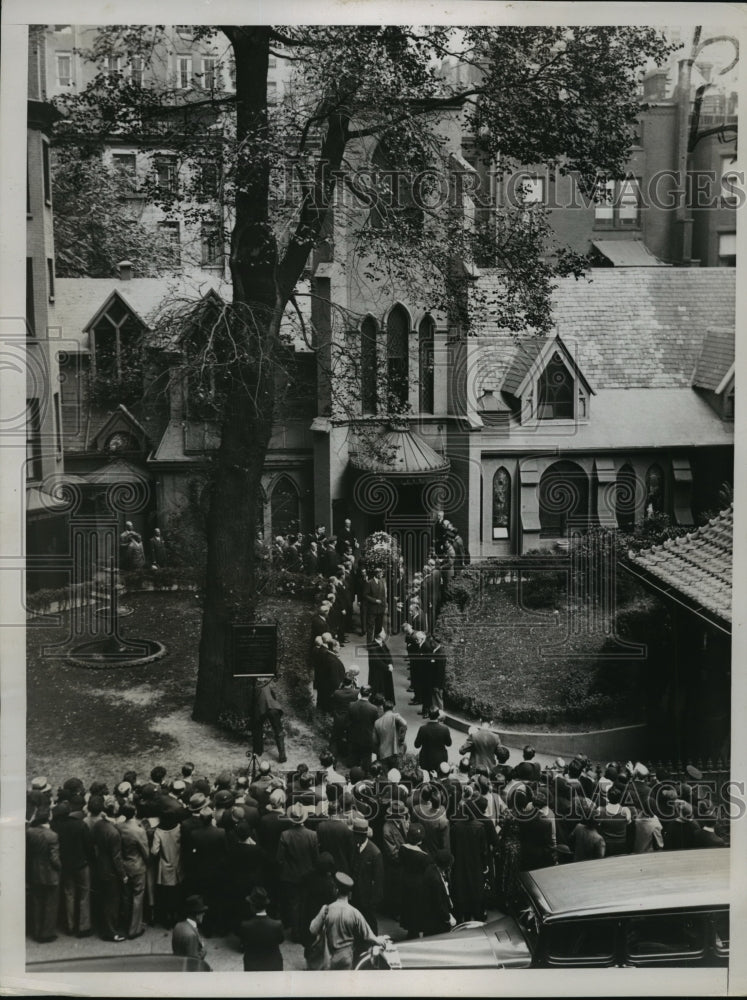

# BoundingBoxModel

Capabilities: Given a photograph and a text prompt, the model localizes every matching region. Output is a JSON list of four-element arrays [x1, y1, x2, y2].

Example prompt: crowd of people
[[26, 744, 727, 970]]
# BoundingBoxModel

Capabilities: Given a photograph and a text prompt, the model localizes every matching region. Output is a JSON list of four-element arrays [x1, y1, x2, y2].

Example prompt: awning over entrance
[[591, 239, 667, 267], [349, 424, 449, 482]]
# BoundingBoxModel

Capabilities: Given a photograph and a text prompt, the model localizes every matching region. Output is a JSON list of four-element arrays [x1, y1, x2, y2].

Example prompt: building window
[[645, 463, 664, 516], [271, 476, 300, 536], [517, 174, 545, 205], [200, 160, 220, 197], [90, 295, 144, 383], [104, 55, 122, 76], [361, 316, 378, 415], [47, 258, 55, 303], [492, 467, 511, 539], [386, 304, 409, 409], [720, 155, 738, 206], [26, 399, 43, 481], [200, 57, 217, 90], [724, 390, 734, 420], [53, 392, 62, 455], [112, 153, 138, 191], [539, 460, 589, 538], [201, 220, 222, 267], [267, 81, 278, 105], [130, 56, 143, 88], [268, 54, 277, 68], [158, 221, 181, 265], [718, 232, 736, 267], [418, 315, 435, 414], [616, 463, 638, 530], [594, 177, 640, 228], [42, 141, 51, 205], [26, 258, 35, 337], [154, 155, 177, 193], [177, 56, 192, 89], [56, 51, 72, 87], [537, 352, 574, 419]]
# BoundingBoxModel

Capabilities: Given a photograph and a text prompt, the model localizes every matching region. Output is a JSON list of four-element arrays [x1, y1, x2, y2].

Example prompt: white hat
[[632, 762, 649, 778], [386, 768, 402, 783]]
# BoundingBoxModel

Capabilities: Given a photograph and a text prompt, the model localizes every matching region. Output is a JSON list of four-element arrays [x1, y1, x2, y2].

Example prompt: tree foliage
[[50, 23, 676, 722]]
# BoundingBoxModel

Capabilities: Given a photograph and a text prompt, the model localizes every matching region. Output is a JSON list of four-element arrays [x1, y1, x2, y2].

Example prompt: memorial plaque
[[230, 623, 278, 678]]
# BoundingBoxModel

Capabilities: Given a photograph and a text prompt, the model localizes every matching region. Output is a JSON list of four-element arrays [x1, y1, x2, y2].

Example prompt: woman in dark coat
[[300, 852, 337, 949], [449, 798, 492, 924], [397, 824, 433, 938]]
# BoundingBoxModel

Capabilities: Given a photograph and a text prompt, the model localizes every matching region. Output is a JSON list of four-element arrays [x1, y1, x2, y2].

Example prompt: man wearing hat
[[240, 886, 285, 971], [50, 798, 93, 938], [252, 677, 287, 764], [250, 759, 275, 810], [172, 895, 210, 966], [186, 806, 229, 936], [26, 807, 61, 943], [350, 817, 384, 933], [277, 802, 320, 942], [308, 871, 383, 970], [119, 802, 149, 939], [414, 708, 452, 773]]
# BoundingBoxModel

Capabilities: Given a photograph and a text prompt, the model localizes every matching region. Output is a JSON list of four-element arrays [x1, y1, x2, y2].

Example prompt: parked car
[[26, 954, 210, 973], [374, 850, 729, 970]]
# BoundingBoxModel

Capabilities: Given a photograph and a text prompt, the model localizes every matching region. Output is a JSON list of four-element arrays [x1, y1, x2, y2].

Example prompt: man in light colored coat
[[372, 700, 407, 770]]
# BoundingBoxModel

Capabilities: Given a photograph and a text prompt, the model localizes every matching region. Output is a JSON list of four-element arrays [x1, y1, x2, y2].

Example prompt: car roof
[[520, 850, 730, 922], [26, 954, 210, 973]]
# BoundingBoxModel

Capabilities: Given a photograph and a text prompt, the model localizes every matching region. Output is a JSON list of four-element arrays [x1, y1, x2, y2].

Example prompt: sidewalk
[[336, 619, 557, 771]]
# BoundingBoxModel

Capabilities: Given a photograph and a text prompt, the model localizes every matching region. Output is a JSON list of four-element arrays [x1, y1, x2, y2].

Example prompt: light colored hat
[[598, 777, 613, 794], [288, 802, 306, 824], [386, 768, 402, 783], [31, 777, 52, 793], [632, 762, 649, 778]]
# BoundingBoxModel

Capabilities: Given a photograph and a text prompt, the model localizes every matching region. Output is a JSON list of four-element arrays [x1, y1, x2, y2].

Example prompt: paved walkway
[[336, 614, 557, 771]]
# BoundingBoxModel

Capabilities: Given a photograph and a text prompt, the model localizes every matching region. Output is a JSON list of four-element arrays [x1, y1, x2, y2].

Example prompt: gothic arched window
[[386, 304, 409, 409], [645, 464, 665, 516], [271, 476, 300, 536], [418, 315, 435, 414], [492, 467, 510, 539], [537, 352, 574, 419], [361, 316, 377, 416]]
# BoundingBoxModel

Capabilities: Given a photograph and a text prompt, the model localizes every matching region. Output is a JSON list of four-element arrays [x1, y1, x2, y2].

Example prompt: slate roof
[[472, 268, 735, 392], [628, 506, 733, 630], [692, 328, 735, 392], [501, 336, 546, 395]]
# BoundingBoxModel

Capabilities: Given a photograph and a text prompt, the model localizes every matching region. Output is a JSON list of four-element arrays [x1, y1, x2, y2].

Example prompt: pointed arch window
[[387, 304, 409, 409], [271, 476, 300, 537], [645, 464, 664, 516], [492, 467, 511, 539], [537, 352, 574, 419], [418, 315, 435, 414], [616, 463, 638, 530], [361, 316, 378, 415], [89, 295, 144, 404]]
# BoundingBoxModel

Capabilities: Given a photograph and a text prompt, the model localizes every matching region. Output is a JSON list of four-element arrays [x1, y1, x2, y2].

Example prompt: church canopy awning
[[349, 424, 450, 481]]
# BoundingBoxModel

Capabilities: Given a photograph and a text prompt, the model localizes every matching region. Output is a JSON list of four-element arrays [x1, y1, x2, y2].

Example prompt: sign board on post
[[231, 623, 278, 678]]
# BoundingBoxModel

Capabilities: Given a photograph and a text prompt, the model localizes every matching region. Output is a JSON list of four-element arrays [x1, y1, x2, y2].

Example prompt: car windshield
[[511, 883, 541, 954]]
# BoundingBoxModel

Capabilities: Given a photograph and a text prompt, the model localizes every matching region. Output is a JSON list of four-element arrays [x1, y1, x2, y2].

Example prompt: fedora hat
[[188, 792, 207, 813], [288, 802, 306, 824], [184, 895, 208, 916], [352, 817, 371, 836]]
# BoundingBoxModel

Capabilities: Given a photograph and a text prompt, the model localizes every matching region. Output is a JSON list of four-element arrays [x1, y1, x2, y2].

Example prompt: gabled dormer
[[84, 289, 150, 375], [692, 328, 735, 422], [90, 403, 150, 456], [501, 334, 594, 425]]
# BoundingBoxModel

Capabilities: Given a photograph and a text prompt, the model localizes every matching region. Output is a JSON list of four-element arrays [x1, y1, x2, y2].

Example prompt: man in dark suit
[[309, 603, 330, 655], [186, 806, 228, 935], [316, 788, 356, 877], [91, 801, 127, 942], [315, 635, 346, 713], [414, 709, 452, 772], [240, 886, 285, 971], [336, 518, 358, 557], [510, 745, 542, 782], [350, 818, 384, 933], [252, 677, 287, 763], [26, 808, 61, 943], [172, 894, 209, 966], [346, 686, 380, 770], [303, 541, 320, 575], [329, 672, 360, 758], [51, 800, 93, 938], [367, 629, 395, 702], [364, 566, 387, 642]]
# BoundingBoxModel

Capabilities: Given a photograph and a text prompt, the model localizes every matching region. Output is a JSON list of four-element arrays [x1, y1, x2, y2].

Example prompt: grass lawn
[[440, 578, 657, 729], [26, 591, 327, 791]]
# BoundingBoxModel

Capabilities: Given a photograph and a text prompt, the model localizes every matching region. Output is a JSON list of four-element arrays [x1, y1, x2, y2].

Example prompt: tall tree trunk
[[193, 27, 279, 723]]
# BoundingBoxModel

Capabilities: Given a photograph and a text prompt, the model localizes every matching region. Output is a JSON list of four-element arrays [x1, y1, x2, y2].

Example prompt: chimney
[[642, 68, 669, 102], [117, 260, 133, 281]]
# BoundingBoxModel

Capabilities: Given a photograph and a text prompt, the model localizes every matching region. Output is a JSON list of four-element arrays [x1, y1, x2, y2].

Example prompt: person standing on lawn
[[252, 677, 287, 764]]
